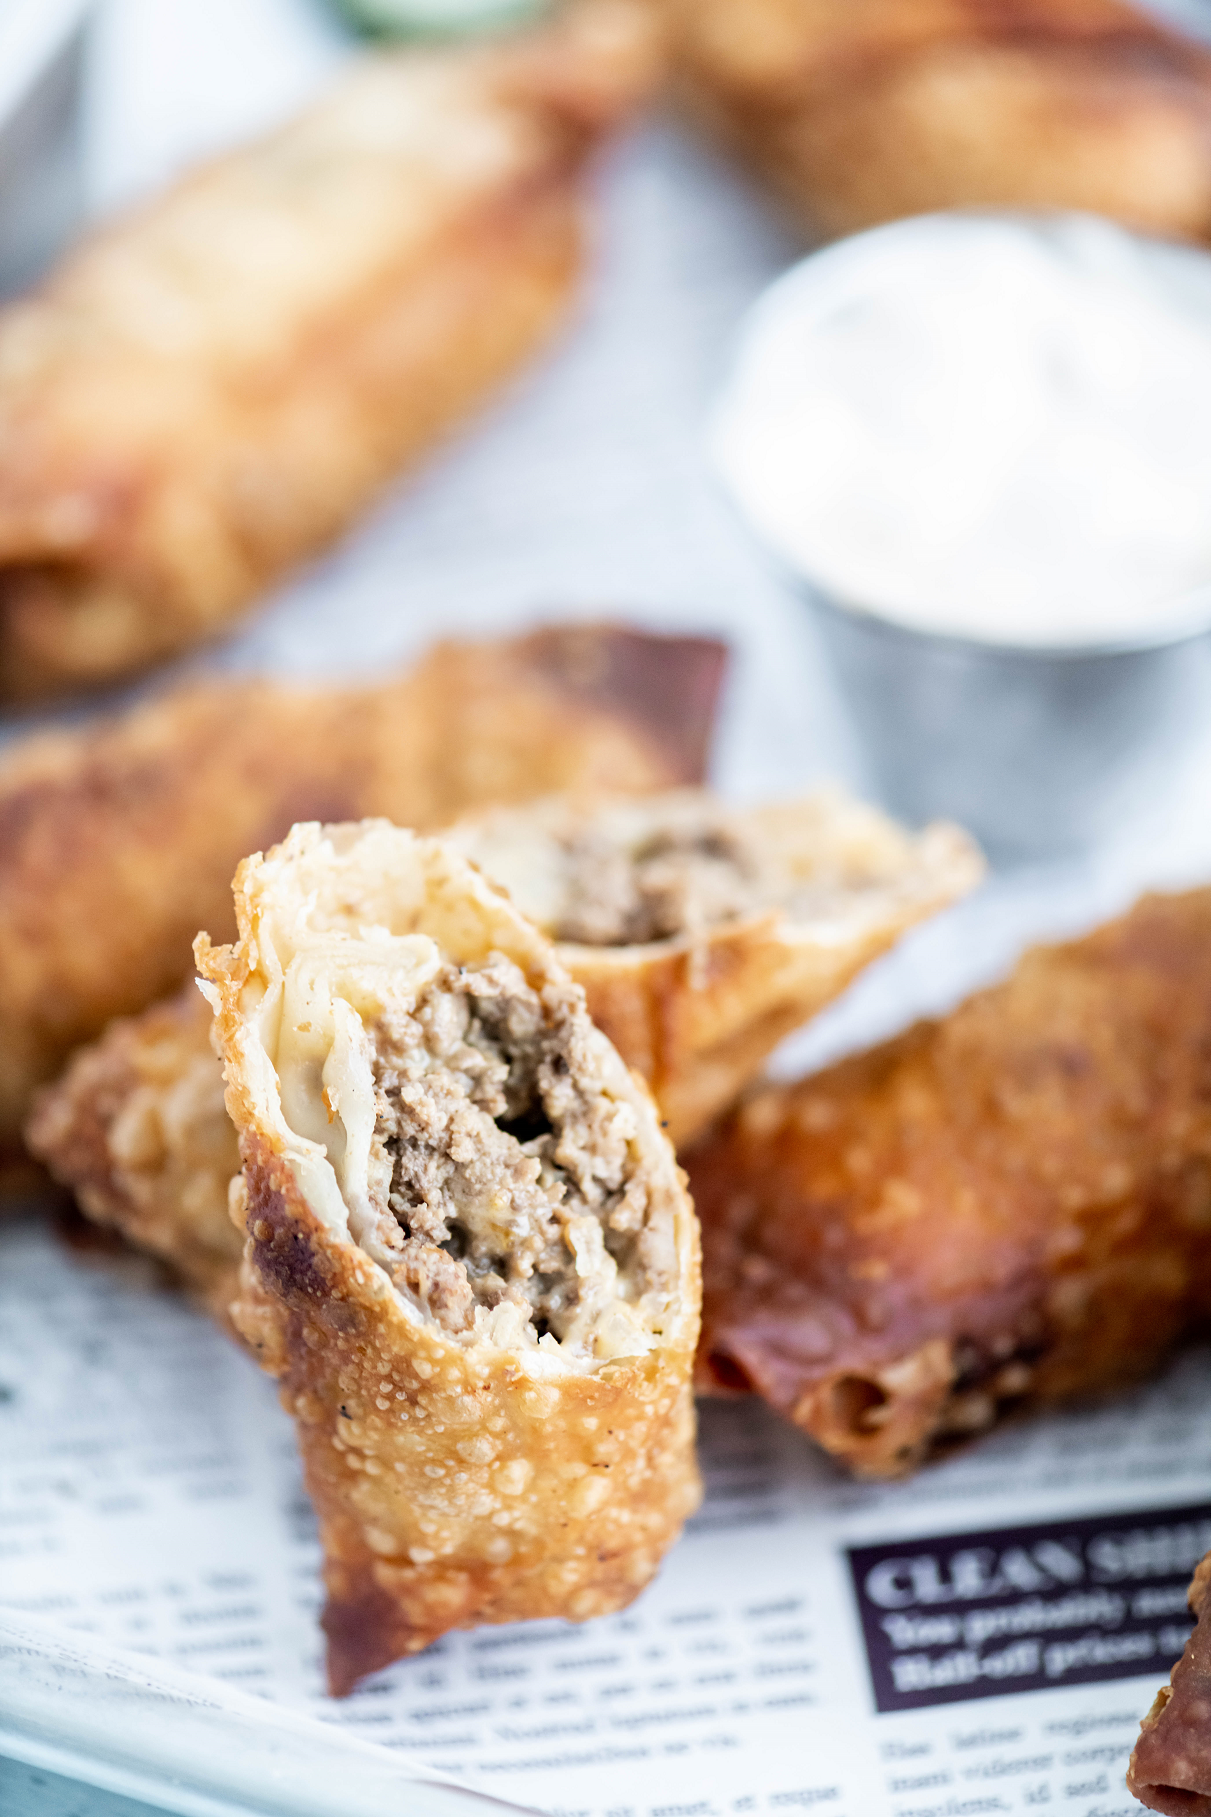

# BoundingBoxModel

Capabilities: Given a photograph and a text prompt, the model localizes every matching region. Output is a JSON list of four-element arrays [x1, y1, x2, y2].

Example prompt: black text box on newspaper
[[847, 1502, 1211, 1714]]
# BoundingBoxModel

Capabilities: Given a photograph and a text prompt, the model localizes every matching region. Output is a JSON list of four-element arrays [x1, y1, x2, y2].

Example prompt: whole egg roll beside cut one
[[690, 889, 1211, 1477], [660, 0, 1211, 245], [0, 0, 659, 699], [1129, 1549, 1211, 1814], [27, 782, 980, 1299], [194, 820, 701, 1693], [1, 621, 724, 1173]]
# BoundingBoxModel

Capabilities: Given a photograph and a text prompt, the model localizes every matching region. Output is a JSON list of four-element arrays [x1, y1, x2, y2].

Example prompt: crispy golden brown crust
[[661, 0, 1211, 244], [0, 623, 725, 1161], [197, 822, 701, 1691], [238, 1137, 700, 1693], [1129, 1551, 1211, 1814], [0, 3, 661, 698], [690, 889, 1211, 1477], [25, 986, 242, 1322]]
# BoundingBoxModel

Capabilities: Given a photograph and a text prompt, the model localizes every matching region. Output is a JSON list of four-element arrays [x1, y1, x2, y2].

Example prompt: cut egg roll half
[[195, 820, 701, 1692], [449, 786, 984, 1144]]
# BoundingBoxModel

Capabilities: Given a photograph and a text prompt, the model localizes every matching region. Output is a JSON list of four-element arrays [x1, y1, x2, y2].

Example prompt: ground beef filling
[[554, 819, 764, 947], [365, 954, 656, 1343]]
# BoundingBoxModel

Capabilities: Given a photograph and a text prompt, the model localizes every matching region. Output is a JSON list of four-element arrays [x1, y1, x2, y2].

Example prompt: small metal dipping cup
[[804, 589, 1209, 864], [711, 211, 1211, 864]]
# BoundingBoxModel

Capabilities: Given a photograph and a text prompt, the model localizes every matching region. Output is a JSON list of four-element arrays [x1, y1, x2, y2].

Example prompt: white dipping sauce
[[711, 213, 1211, 648]]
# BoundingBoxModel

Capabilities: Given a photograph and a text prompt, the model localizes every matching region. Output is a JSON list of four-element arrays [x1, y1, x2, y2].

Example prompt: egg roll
[[0, 621, 725, 1172], [26, 989, 243, 1320], [659, 0, 1211, 245], [27, 782, 979, 1298], [690, 888, 1211, 1477], [0, 1, 660, 698], [194, 819, 700, 1692], [448, 786, 982, 1144], [1129, 1549, 1211, 1814]]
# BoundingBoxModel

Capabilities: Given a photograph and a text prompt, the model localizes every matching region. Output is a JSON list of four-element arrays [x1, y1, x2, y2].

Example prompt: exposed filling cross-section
[[554, 818, 762, 946], [362, 954, 671, 1354]]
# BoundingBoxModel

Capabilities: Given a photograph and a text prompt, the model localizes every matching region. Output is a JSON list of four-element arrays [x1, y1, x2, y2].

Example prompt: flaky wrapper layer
[[197, 822, 701, 1692], [691, 889, 1211, 1477]]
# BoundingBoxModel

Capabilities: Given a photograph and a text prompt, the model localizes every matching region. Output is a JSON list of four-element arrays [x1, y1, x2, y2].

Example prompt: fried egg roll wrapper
[[0, 2, 661, 698], [1129, 1549, 1211, 1814], [690, 889, 1211, 1477], [658, 0, 1211, 245], [194, 821, 701, 1692], [26, 989, 243, 1320], [1, 622, 725, 1167], [448, 788, 982, 1145], [27, 784, 979, 1296]]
